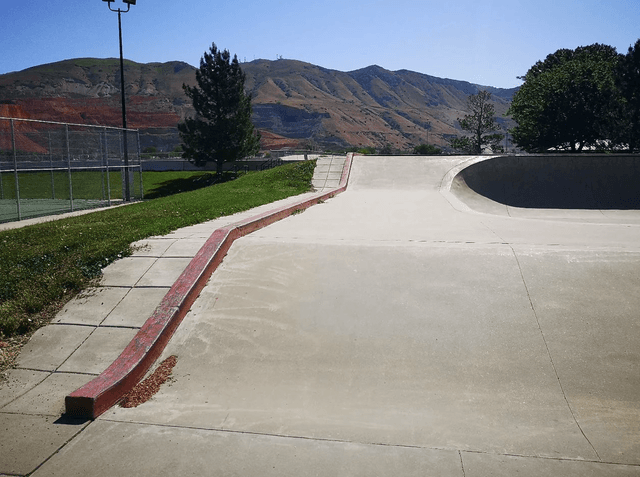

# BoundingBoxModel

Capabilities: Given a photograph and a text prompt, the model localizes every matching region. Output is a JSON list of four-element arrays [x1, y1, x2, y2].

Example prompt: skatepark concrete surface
[[2, 154, 640, 476]]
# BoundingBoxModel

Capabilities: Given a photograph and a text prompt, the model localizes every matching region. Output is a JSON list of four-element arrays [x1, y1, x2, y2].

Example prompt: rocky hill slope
[[0, 58, 517, 151]]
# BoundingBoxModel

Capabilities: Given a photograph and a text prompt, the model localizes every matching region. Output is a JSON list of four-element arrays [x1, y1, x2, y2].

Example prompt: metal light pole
[[103, 0, 136, 201]]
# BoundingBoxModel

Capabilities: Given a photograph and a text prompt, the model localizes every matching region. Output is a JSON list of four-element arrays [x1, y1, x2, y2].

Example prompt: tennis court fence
[[0, 117, 142, 223]]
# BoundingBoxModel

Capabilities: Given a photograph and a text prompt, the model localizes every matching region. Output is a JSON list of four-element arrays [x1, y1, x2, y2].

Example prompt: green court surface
[[0, 169, 140, 223], [0, 198, 116, 223]]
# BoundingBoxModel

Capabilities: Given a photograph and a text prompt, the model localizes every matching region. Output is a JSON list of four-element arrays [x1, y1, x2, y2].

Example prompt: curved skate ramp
[[452, 154, 640, 214]]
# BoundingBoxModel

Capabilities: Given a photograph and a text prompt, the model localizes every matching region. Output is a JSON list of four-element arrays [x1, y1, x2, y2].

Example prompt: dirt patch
[[119, 355, 177, 408]]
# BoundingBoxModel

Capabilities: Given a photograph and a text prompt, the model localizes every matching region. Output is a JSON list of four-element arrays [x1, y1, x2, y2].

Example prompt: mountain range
[[0, 58, 518, 151]]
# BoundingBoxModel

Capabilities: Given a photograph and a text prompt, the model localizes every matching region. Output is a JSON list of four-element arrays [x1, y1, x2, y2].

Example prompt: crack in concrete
[[480, 220, 602, 462], [508, 245, 602, 462]]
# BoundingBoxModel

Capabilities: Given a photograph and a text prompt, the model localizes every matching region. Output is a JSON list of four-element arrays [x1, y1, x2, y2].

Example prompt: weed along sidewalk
[[3, 154, 640, 476]]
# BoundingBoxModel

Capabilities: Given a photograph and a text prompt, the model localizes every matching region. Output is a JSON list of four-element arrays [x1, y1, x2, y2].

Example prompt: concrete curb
[[65, 154, 354, 419]]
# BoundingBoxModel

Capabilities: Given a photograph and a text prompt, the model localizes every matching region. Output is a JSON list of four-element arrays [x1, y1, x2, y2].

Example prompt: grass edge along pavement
[[0, 161, 317, 375], [65, 153, 352, 419]]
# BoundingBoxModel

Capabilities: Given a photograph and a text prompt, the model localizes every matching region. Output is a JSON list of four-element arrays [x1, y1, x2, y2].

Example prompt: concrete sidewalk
[[0, 155, 345, 475], [3, 155, 640, 476]]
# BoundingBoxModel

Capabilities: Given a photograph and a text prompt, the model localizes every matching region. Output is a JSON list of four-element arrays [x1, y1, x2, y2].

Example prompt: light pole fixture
[[103, 0, 136, 201]]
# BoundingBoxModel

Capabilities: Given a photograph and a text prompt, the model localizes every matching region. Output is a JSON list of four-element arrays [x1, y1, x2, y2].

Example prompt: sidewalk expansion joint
[[0, 372, 51, 410], [100, 418, 638, 467], [95, 325, 141, 330], [51, 370, 100, 376], [459, 449, 639, 467], [14, 368, 98, 377], [100, 418, 431, 451], [130, 285, 171, 289], [459, 450, 466, 477], [25, 417, 93, 477], [13, 367, 52, 373], [54, 326, 99, 374], [49, 322, 96, 328], [1, 409, 65, 418]]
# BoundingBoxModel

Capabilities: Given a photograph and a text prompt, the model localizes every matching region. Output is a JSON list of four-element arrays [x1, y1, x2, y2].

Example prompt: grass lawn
[[0, 161, 316, 343]]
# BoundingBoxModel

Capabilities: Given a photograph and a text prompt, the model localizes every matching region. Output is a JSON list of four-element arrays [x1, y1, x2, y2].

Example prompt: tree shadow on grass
[[145, 171, 238, 199]]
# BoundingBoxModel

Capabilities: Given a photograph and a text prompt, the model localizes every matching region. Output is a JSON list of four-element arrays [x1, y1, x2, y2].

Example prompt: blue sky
[[1, 0, 639, 89]]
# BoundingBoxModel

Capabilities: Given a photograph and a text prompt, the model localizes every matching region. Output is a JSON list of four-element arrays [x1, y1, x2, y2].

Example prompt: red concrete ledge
[[65, 154, 354, 419]]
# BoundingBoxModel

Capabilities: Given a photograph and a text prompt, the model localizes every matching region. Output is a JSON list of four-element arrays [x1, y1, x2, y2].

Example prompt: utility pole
[[103, 0, 137, 201]]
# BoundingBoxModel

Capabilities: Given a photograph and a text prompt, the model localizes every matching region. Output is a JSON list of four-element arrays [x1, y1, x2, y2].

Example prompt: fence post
[[0, 141, 3, 199], [137, 130, 144, 199], [49, 131, 55, 199], [120, 130, 126, 201], [99, 129, 106, 203], [0, 119, 3, 200], [104, 128, 112, 206], [66, 124, 74, 212], [10, 119, 22, 220]]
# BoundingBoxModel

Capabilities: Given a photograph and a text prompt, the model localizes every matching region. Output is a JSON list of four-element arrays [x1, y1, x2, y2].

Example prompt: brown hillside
[[0, 58, 517, 152], [0, 104, 49, 153]]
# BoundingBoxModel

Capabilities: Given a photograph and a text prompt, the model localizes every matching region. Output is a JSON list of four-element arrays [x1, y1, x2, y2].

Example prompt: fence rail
[[0, 117, 142, 223]]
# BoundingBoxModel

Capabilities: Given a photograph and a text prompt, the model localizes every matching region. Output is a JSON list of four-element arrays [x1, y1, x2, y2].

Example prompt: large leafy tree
[[179, 43, 260, 175], [615, 39, 640, 152], [508, 44, 622, 152], [450, 90, 504, 154]]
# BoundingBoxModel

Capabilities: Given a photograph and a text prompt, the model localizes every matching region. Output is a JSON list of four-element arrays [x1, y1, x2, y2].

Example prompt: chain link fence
[[0, 117, 142, 223]]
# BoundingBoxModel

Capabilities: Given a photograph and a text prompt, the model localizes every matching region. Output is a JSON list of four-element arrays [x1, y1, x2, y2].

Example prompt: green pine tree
[[179, 43, 260, 175], [451, 90, 504, 154]]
